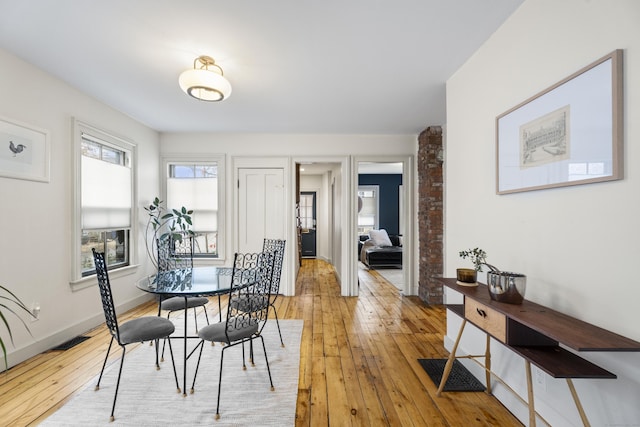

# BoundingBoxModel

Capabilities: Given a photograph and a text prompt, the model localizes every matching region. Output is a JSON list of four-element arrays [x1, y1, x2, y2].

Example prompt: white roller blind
[[81, 156, 132, 229], [358, 188, 377, 228], [167, 177, 218, 231]]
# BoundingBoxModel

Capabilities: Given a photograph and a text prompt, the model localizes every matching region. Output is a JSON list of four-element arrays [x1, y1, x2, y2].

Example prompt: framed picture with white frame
[[0, 115, 50, 183]]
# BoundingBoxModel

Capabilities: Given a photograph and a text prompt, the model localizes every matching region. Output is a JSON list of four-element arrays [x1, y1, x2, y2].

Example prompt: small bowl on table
[[456, 268, 478, 286]]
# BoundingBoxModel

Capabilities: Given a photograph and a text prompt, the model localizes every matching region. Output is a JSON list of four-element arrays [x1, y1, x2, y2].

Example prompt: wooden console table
[[438, 278, 640, 427]]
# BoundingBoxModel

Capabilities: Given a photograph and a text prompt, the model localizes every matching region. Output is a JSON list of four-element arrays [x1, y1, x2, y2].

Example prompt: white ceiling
[[0, 0, 523, 134]]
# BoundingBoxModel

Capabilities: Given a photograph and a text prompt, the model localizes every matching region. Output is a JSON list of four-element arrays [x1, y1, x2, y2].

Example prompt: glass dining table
[[137, 266, 233, 396]]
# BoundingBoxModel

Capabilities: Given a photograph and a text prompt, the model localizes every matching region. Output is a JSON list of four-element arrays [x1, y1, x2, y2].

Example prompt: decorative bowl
[[487, 271, 526, 304], [456, 268, 477, 286]]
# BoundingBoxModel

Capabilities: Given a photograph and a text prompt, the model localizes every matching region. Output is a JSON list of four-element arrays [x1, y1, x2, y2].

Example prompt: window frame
[[70, 119, 138, 289], [161, 154, 226, 264]]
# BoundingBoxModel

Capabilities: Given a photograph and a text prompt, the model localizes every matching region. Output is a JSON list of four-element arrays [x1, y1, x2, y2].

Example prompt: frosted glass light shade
[[179, 69, 232, 101]]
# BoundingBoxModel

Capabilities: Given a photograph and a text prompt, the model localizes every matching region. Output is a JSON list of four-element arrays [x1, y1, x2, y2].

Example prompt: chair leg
[[160, 311, 173, 362], [193, 307, 199, 332], [192, 305, 210, 332], [215, 345, 227, 419], [212, 298, 222, 346], [259, 302, 285, 348], [109, 345, 127, 422], [96, 337, 115, 391], [271, 304, 285, 347], [189, 340, 206, 394], [165, 334, 181, 394], [258, 335, 275, 391], [154, 338, 161, 370], [153, 298, 163, 346], [203, 305, 210, 325], [241, 340, 247, 370]]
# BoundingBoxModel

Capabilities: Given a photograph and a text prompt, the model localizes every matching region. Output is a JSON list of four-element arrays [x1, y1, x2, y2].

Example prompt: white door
[[237, 168, 285, 253]]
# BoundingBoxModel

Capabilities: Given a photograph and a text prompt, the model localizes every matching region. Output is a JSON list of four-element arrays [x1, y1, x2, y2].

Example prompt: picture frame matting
[[0, 115, 50, 183], [496, 49, 623, 194]]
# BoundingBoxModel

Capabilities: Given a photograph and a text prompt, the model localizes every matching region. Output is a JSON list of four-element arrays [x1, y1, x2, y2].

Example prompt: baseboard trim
[[1, 293, 153, 370]]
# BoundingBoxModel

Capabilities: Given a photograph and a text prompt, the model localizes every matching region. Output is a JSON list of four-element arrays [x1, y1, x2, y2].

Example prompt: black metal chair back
[[92, 248, 121, 344], [157, 233, 194, 272], [260, 239, 286, 346], [225, 251, 275, 341], [262, 238, 285, 295]]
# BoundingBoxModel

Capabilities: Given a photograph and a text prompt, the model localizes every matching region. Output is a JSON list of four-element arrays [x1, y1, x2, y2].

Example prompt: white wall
[[0, 49, 161, 369], [445, 0, 640, 425]]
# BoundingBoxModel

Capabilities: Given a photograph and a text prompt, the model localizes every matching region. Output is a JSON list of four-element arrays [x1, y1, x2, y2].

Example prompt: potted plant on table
[[457, 247, 498, 286], [457, 248, 527, 303], [144, 197, 195, 270], [1, 285, 34, 371]]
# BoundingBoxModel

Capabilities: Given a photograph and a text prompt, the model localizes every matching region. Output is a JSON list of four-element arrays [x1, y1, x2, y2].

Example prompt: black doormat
[[418, 358, 486, 392], [51, 335, 90, 351]]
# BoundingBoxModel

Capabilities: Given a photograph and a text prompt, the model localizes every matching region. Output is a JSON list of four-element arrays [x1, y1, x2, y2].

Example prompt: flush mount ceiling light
[[179, 55, 232, 102]]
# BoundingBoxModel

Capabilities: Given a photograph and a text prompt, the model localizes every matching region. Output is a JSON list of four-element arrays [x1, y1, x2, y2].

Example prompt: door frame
[[292, 156, 351, 295], [351, 155, 415, 296]]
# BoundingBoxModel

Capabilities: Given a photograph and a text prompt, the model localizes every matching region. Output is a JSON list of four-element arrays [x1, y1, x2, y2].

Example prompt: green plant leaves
[[144, 197, 195, 270], [0, 285, 34, 371]]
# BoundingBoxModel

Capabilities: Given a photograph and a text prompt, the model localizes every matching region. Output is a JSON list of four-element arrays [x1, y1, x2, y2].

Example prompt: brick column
[[417, 126, 444, 304]]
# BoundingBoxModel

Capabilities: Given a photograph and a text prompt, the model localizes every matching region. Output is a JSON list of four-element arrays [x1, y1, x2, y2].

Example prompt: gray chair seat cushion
[[160, 296, 208, 312], [118, 316, 175, 345], [198, 319, 258, 344]]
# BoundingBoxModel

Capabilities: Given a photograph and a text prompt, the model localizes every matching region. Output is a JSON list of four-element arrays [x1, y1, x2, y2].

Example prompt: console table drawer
[[465, 298, 506, 343]]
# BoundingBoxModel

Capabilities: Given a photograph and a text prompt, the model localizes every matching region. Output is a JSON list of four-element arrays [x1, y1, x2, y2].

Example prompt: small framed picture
[[0, 116, 50, 183]]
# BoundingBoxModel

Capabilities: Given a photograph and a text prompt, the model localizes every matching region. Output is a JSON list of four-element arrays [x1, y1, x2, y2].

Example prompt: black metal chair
[[190, 251, 276, 420], [261, 238, 286, 346], [156, 234, 210, 357], [92, 249, 179, 422]]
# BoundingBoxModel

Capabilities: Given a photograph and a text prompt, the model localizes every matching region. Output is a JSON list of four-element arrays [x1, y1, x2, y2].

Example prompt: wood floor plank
[[1, 259, 522, 427], [331, 299, 369, 426], [309, 356, 329, 427]]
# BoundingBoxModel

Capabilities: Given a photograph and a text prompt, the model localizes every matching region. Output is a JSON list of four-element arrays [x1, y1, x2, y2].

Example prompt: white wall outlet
[[31, 302, 41, 321], [534, 366, 546, 391]]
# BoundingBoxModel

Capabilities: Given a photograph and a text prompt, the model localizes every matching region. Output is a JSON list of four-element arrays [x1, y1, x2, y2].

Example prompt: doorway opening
[[355, 159, 412, 295], [295, 160, 342, 269], [300, 191, 317, 258]]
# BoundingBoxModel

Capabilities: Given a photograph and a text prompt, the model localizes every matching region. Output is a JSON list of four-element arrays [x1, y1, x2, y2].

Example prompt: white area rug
[[41, 318, 303, 426], [376, 268, 403, 290]]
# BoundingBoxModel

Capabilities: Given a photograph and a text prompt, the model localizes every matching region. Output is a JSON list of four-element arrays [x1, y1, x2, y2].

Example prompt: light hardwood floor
[[0, 259, 522, 426]]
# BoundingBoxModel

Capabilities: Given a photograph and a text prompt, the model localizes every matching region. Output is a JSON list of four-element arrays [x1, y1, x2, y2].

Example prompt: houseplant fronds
[[0, 285, 34, 372], [459, 248, 499, 272], [144, 197, 194, 270]]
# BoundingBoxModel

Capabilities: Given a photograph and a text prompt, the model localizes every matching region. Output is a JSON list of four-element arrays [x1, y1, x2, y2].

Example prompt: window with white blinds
[[165, 160, 224, 258], [81, 134, 132, 229], [75, 123, 135, 278]]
